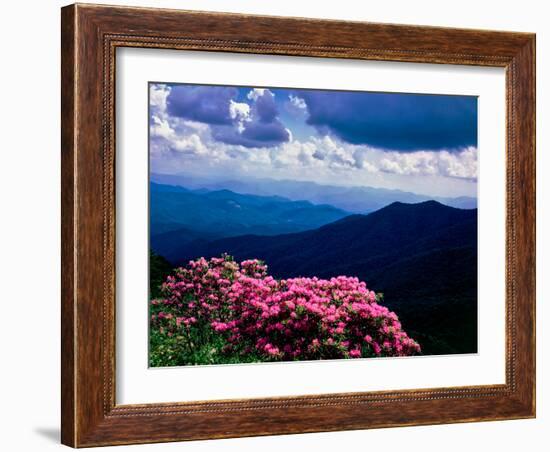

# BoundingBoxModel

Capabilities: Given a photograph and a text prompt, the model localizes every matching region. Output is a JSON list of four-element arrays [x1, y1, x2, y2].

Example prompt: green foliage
[[149, 325, 264, 367], [149, 255, 420, 366]]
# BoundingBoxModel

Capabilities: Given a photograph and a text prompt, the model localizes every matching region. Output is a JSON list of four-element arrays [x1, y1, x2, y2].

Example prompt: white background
[[0, 0, 546, 451], [117, 49, 506, 404]]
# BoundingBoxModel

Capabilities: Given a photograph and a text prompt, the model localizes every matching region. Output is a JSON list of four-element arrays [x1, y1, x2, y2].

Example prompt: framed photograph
[[61, 3, 536, 447]]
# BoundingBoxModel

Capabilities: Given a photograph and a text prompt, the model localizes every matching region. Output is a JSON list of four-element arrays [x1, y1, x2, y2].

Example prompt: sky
[[149, 83, 478, 198]]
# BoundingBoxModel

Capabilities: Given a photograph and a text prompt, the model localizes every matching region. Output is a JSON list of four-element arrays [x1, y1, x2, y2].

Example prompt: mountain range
[[150, 184, 478, 355], [173, 201, 477, 321], [174, 200, 477, 289], [151, 172, 477, 213], [150, 182, 351, 262]]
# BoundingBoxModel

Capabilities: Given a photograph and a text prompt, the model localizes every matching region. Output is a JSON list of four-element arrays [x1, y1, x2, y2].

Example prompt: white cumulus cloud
[[149, 83, 477, 197], [289, 94, 307, 110]]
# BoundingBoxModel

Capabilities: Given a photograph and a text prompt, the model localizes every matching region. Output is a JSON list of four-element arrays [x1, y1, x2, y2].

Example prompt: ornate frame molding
[[62, 4, 535, 447]]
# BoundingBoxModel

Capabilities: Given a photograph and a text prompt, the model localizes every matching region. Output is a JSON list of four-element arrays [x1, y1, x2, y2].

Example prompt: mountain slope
[[151, 172, 477, 212], [174, 201, 478, 355], [177, 200, 476, 283], [150, 182, 349, 237], [150, 182, 352, 253]]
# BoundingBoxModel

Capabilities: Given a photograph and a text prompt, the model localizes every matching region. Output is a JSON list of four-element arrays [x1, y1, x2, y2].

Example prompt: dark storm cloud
[[211, 121, 290, 148], [216, 89, 290, 148], [299, 90, 477, 152], [165, 85, 289, 148], [254, 90, 278, 123], [166, 85, 237, 125]]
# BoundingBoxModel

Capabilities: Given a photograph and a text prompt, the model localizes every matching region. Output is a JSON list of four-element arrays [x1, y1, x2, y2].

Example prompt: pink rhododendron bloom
[[150, 255, 420, 362]]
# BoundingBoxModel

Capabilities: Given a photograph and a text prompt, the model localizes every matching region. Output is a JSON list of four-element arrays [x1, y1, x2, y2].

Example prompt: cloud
[[166, 85, 237, 125], [267, 136, 477, 179], [150, 115, 209, 156], [289, 94, 307, 110], [149, 83, 478, 197], [298, 90, 477, 152], [210, 88, 289, 148], [211, 121, 290, 148], [163, 85, 289, 148], [152, 97, 477, 179], [254, 89, 278, 123], [284, 94, 308, 118], [229, 100, 250, 121], [229, 100, 250, 133], [149, 84, 212, 159], [150, 83, 170, 112], [247, 88, 268, 101], [370, 147, 477, 179]]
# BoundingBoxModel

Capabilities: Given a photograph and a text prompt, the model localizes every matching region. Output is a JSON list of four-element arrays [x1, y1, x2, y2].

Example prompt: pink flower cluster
[[150, 255, 420, 361]]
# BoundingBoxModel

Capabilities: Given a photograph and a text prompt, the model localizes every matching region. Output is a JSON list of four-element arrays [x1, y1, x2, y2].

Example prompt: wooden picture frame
[[61, 3, 535, 447]]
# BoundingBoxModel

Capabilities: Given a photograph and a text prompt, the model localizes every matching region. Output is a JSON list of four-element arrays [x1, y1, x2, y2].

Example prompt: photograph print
[[148, 82, 478, 367]]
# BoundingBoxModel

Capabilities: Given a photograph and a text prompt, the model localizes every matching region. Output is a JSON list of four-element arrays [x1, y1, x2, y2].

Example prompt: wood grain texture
[[60, 5, 76, 447], [60, 3, 536, 447]]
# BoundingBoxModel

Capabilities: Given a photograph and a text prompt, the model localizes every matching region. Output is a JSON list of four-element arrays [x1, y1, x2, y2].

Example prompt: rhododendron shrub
[[150, 255, 420, 366]]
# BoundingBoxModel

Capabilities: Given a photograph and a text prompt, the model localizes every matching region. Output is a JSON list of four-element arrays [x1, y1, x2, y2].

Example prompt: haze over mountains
[[151, 173, 477, 213], [150, 182, 351, 262], [149, 181, 478, 355]]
